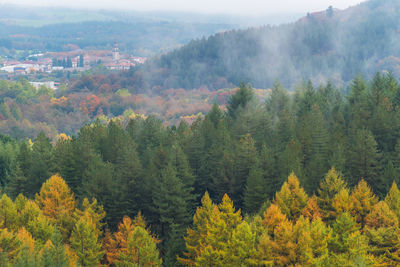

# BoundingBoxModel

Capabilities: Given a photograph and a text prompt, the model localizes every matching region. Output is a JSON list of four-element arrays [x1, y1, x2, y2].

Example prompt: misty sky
[[4, 0, 365, 15]]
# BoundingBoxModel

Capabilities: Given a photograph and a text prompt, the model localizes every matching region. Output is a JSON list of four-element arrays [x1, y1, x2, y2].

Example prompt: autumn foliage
[[0, 175, 161, 266]]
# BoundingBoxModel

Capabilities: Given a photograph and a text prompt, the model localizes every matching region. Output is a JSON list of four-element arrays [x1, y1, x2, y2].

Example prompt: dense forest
[[1, 72, 400, 265], [126, 0, 400, 90]]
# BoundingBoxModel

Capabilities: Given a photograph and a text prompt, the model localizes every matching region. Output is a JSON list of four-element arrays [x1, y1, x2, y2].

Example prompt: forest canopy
[[0, 72, 400, 265]]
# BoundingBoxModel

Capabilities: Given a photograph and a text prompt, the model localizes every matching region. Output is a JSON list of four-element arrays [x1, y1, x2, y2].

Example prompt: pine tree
[[317, 167, 347, 222], [351, 179, 378, 228], [70, 215, 104, 267], [5, 164, 28, 199], [385, 182, 400, 222], [382, 161, 397, 196], [274, 172, 308, 220], [169, 142, 196, 213], [302, 196, 322, 220], [178, 192, 216, 266], [81, 153, 115, 227], [118, 226, 162, 267], [224, 221, 257, 266], [27, 132, 54, 197], [278, 139, 303, 180], [364, 201, 400, 266], [233, 133, 258, 208], [0, 194, 18, 231], [332, 188, 353, 217], [259, 144, 278, 199], [74, 198, 106, 237], [0, 228, 22, 261], [244, 165, 267, 214], [328, 212, 372, 265], [41, 230, 69, 267], [113, 141, 144, 220], [227, 82, 254, 119], [347, 129, 382, 191], [151, 163, 191, 265], [35, 174, 76, 239]]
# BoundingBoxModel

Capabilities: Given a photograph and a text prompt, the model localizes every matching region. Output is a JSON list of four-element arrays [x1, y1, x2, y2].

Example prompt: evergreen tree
[[244, 165, 267, 214], [70, 216, 104, 267], [151, 163, 191, 265], [41, 230, 69, 267], [227, 82, 254, 119], [317, 167, 347, 222], [27, 132, 54, 197], [35, 174, 76, 239], [274, 173, 308, 221], [347, 129, 382, 191], [119, 226, 162, 267], [5, 164, 28, 199], [233, 134, 258, 208], [385, 182, 400, 222], [351, 179, 378, 228]]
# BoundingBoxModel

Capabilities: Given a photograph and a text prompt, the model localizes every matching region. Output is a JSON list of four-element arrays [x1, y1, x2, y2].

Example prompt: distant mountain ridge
[[135, 0, 400, 90]]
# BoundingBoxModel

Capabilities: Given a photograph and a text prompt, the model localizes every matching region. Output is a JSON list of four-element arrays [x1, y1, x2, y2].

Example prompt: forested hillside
[[131, 0, 400, 90], [1, 72, 400, 265]]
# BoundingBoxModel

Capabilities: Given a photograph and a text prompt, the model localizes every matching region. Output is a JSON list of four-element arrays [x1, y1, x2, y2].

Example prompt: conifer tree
[[364, 201, 400, 265], [151, 163, 191, 265], [35, 174, 76, 238], [262, 204, 289, 236], [70, 215, 103, 267], [332, 188, 353, 218], [347, 129, 382, 191], [113, 141, 144, 220], [224, 221, 257, 266], [328, 212, 372, 265], [41, 230, 69, 267], [227, 82, 254, 119], [278, 139, 303, 180], [0, 194, 18, 231], [119, 226, 162, 267], [244, 165, 267, 214], [0, 228, 22, 261], [169, 142, 196, 213], [233, 134, 258, 208], [274, 172, 308, 220], [178, 192, 215, 266], [5, 164, 28, 199], [259, 144, 278, 199], [385, 182, 400, 222], [27, 132, 54, 197], [351, 179, 378, 228], [302, 196, 322, 220], [382, 161, 397, 196], [74, 198, 106, 237], [317, 167, 347, 221]]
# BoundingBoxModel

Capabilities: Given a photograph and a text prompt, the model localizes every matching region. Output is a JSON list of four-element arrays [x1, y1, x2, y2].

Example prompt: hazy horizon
[[2, 0, 366, 15]]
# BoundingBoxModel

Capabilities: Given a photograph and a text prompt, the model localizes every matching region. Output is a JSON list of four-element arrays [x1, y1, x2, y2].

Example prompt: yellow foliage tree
[[317, 167, 347, 222], [104, 212, 154, 266], [385, 181, 400, 222], [0, 194, 18, 232], [178, 192, 216, 266], [302, 196, 322, 220], [332, 188, 353, 217], [35, 174, 76, 238], [274, 172, 308, 220], [365, 201, 400, 265], [351, 179, 378, 227], [74, 198, 105, 237], [0, 228, 21, 260], [263, 204, 289, 236]]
